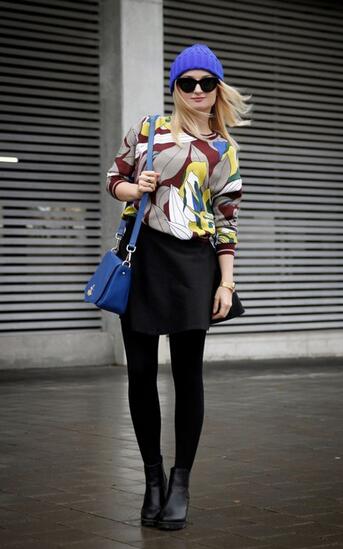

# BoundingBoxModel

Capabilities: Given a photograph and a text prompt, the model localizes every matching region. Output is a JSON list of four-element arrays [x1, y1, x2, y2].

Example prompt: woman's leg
[[169, 329, 207, 472], [121, 321, 162, 466]]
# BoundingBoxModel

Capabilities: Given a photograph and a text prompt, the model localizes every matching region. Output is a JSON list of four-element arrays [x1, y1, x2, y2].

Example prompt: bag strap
[[114, 114, 159, 257], [127, 113, 159, 250]]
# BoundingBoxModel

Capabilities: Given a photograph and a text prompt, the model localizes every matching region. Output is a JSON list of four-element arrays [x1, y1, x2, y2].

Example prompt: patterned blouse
[[106, 114, 243, 256]]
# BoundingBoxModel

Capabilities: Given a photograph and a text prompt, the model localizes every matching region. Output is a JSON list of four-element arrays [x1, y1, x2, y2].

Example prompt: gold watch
[[220, 281, 236, 292]]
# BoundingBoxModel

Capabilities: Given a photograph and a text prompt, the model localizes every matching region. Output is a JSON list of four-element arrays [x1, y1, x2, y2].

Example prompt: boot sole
[[157, 520, 186, 530], [141, 517, 159, 527]]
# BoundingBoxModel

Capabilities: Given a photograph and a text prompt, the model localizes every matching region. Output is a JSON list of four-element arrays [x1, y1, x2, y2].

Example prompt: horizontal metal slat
[[0, 191, 100, 201], [0, 310, 102, 321], [0, 37, 99, 58], [0, 237, 101, 246], [234, 266, 343, 273], [234, 274, 343, 282], [0, 209, 100, 219], [1, 64, 99, 84], [1, 256, 100, 265], [0, 56, 99, 75], [0, 293, 86, 302], [0, 266, 96, 274], [2, 161, 99, 173], [244, 193, 343, 206], [2, 170, 99, 180], [245, 185, 343, 197], [240, 146, 343, 159], [240, 230, 343, 238], [0, 284, 86, 293], [0, 191, 101, 202], [1, 143, 99, 155], [238, 218, 343, 228], [241, 202, 343, 214], [0, 274, 95, 283], [0, 320, 102, 331], [0, 302, 96, 312], [2, 219, 101, 228], [237, 250, 343, 258], [0, 247, 100, 255], [0, 128, 100, 140], [1, 92, 99, 111], [239, 210, 343, 221], [0, 108, 100, 124], [0, 228, 101, 237], [240, 289, 343, 297]]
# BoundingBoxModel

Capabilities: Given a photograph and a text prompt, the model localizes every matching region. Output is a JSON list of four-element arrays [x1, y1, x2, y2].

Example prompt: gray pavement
[[0, 356, 342, 549]]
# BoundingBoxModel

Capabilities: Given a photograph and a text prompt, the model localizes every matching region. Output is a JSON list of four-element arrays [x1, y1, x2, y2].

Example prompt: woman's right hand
[[136, 170, 160, 198]]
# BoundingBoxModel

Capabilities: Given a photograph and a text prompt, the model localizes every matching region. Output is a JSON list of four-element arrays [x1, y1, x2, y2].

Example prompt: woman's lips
[[192, 97, 205, 101]]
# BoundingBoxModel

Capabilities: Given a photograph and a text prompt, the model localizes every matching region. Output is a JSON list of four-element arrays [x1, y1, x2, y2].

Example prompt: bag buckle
[[111, 232, 123, 252], [122, 244, 136, 268]]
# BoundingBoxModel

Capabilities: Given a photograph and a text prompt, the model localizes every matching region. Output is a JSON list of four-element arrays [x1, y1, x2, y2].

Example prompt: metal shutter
[[164, 0, 343, 334], [0, 0, 101, 333]]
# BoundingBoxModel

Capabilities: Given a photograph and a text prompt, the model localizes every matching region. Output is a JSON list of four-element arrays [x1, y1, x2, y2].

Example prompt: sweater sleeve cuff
[[216, 242, 236, 256], [107, 176, 129, 200]]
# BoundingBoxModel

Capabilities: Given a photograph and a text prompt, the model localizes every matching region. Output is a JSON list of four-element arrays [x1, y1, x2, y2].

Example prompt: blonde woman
[[106, 43, 252, 530]]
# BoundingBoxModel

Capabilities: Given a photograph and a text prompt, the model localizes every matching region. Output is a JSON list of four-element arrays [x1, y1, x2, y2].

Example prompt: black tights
[[121, 322, 207, 472]]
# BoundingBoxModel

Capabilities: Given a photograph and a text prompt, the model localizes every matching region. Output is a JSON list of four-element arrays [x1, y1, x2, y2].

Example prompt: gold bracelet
[[220, 281, 236, 292]]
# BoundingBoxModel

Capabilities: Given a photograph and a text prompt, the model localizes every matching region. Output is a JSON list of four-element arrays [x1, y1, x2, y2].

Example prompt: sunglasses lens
[[201, 78, 218, 92], [176, 77, 219, 93], [177, 78, 196, 92]]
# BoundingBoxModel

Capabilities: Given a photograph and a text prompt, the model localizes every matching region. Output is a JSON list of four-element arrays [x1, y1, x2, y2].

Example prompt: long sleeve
[[106, 116, 146, 200], [210, 145, 243, 257]]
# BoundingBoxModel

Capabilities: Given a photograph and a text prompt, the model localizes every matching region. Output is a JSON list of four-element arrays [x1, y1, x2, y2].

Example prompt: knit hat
[[169, 43, 224, 94]]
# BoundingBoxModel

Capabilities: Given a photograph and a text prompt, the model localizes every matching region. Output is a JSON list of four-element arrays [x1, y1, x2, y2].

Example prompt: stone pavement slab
[[0, 356, 342, 548]]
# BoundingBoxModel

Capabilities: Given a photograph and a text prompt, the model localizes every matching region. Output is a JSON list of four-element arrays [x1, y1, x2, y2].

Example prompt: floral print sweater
[[106, 115, 243, 256]]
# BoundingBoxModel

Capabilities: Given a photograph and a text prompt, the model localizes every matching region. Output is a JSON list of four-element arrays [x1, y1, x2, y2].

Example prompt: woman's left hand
[[212, 286, 233, 320]]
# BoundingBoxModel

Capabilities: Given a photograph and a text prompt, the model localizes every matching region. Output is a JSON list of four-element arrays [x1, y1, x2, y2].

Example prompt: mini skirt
[[118, 218, 218, 335]]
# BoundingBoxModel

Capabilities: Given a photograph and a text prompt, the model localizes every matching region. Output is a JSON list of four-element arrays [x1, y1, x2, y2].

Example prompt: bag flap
[[84, 250, 122, 303]]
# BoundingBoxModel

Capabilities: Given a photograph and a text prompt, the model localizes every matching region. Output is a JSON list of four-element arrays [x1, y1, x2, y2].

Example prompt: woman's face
[[176, 69, 218, 114]]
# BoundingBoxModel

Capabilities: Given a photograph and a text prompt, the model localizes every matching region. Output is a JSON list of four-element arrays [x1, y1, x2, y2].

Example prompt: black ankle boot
[[141, 458, 168, 527], [157, 466, 190, 530]]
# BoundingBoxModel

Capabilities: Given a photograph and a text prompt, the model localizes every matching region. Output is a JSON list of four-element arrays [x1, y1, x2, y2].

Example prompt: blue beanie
[[169, 43, 224, 94]]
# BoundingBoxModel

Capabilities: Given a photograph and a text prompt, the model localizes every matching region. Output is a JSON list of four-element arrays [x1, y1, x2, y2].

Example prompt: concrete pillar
[[100, 0, 167, 365]]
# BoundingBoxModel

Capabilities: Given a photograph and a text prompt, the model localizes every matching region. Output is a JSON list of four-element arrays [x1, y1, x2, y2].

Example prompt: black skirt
[[118, 219, 218, 335]]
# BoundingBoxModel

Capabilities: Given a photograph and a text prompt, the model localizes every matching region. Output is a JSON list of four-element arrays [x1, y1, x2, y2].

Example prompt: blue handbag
[[84, 114, 159, 315]]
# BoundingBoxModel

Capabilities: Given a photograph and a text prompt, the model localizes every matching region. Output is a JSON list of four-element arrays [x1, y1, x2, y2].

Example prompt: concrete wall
[[204, 330, 343, 362]]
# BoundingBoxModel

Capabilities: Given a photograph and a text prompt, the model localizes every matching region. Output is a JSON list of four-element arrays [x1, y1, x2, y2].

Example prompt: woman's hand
[[212, 286, 233, 320], [136, 170, 160, 198]]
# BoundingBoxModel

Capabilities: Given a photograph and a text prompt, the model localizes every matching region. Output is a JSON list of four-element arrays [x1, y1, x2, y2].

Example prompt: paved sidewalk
[[0, 356, 342, 549]]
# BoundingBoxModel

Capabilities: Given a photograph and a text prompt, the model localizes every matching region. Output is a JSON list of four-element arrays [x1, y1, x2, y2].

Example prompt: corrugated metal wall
[[0, 0, 102, 333], [164, 0, 343, 334]]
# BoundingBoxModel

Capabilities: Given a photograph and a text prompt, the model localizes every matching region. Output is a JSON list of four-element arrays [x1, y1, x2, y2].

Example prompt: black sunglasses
[[176, 76, 219, 93]]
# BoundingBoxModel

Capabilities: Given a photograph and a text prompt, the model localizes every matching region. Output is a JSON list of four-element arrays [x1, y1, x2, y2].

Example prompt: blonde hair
[[170, 79, 253, 150]]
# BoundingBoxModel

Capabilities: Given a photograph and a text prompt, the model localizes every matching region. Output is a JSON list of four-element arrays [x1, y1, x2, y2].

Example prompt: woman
[[106, 43, 252, 530]]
